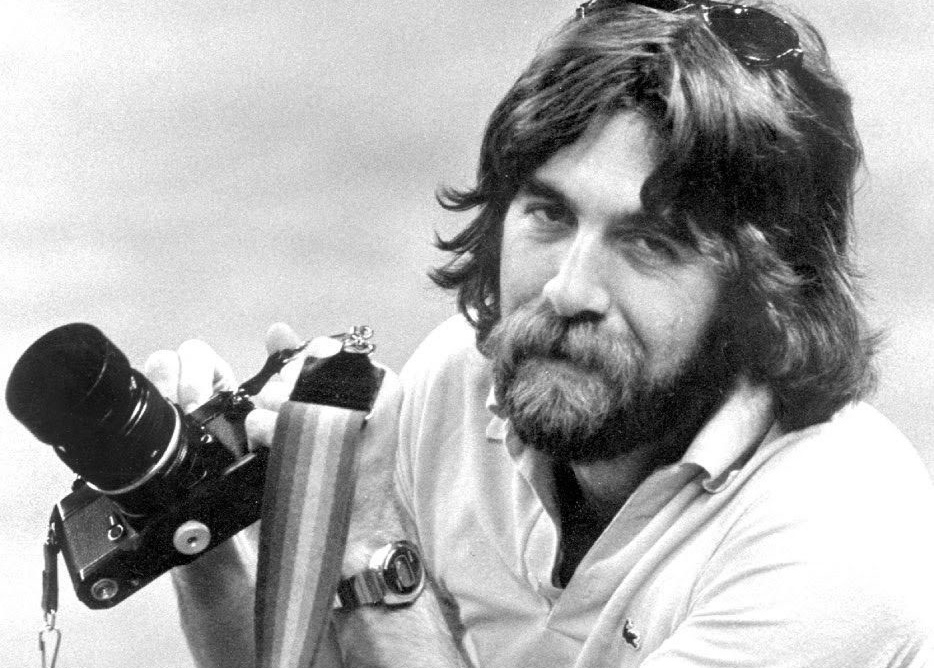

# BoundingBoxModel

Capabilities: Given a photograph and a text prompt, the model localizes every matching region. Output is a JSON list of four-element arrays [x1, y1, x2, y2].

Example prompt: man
[[150, 1, 934, 666]]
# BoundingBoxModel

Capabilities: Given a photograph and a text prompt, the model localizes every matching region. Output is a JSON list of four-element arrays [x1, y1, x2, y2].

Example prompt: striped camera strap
[[255, 400, 364, 668], [255, 345, 384, 668]]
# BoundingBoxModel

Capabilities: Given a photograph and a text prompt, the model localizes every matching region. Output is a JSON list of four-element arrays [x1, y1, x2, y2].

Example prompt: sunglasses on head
[[576, 0, 803, 69]]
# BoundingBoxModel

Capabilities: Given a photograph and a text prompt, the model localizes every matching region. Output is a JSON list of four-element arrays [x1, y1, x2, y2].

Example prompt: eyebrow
[[518, 176, 570, 206]]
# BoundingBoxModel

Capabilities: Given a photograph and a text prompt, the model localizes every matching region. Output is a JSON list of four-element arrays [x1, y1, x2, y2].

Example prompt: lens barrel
[[6, 323, 180, 492]]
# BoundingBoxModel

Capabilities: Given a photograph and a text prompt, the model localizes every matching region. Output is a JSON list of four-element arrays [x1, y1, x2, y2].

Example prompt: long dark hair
[[431, 1, 877, 431]]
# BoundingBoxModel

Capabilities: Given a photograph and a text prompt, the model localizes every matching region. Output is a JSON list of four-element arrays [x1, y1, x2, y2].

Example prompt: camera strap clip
[[40, 520, 62, 668], [39, 622, 61, 668]]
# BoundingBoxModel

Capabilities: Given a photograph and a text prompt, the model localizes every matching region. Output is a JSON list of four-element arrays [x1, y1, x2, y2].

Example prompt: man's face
[[488, 111, 730, 463]]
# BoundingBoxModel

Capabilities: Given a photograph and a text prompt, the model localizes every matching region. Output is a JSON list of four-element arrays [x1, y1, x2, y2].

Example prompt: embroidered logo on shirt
[[622, 618, 641, 650]]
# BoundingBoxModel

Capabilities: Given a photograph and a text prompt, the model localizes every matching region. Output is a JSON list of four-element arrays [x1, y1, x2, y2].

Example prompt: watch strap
[[334, 540, 425, 611], [335, 570, 384, 609]]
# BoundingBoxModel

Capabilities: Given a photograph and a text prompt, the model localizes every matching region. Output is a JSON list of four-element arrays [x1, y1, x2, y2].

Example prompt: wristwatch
[[335, 540, 425, 609]]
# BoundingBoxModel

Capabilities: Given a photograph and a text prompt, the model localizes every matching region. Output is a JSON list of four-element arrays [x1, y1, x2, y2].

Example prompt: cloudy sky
[[1, 1, 931, 665]]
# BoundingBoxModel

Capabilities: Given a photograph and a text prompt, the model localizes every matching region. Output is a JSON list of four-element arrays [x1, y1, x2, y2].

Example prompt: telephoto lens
[[5, 323, 230, 516]]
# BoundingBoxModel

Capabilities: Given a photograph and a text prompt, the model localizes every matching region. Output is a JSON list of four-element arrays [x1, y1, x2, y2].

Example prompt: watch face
[[381, 541, 425, 601]]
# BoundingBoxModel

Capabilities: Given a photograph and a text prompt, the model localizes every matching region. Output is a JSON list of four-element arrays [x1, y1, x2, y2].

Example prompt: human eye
[[617, 230, 681, 266], [523, 199, 571, 233]]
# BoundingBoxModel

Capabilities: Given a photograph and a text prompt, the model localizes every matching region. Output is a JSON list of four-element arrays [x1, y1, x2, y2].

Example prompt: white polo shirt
[[395, 315, 934, 667]]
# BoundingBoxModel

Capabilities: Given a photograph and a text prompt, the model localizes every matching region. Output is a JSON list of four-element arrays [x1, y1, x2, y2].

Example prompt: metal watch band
[[336, 570, 384, 609], [334, 540, 425, 610]]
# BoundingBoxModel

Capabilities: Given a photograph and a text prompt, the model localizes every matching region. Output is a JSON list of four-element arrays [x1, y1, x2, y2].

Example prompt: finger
[[253, 335, 338, 411], [265, 323, 306, 391], [264, 322, 340, 391], [255, 333, 351, 412], [252, 378, 291, 412], [265, 322, 302, 355], [281, 335, 343, 388], [305, 335, 342, 358], [177, 339, 237, 413], [143, 350, 181, 403], [245, 408, 278, 450]]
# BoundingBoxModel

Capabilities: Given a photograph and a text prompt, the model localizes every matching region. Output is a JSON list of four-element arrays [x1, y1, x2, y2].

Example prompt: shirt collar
[[681, 377, 776, 492], [485, 377, 776, 493]]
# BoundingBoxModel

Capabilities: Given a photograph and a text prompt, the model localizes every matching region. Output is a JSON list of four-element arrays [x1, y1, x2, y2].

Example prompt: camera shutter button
[[173, 520, 212, 555]]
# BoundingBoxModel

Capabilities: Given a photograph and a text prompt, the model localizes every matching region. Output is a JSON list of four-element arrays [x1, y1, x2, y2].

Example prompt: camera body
[[52, 391, 265, 608], [9, 322, 382, 610]]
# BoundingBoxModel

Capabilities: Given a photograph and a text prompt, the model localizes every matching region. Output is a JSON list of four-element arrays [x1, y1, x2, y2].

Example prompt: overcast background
[[1, 1, 931, 666]]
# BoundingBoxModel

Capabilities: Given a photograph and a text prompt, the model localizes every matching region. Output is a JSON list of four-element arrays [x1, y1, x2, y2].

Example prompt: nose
[[542, 233, 612, 319]]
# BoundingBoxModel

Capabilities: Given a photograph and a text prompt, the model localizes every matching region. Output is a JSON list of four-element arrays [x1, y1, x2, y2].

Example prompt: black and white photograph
[[2, 1, 932, 666]]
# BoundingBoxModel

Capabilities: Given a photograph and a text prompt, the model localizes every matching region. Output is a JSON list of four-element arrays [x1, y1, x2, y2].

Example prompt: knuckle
[[245, 408, 277, 450]]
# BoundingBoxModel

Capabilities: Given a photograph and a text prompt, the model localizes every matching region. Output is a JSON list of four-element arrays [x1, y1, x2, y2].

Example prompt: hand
[[144, 326, 464, 667], [142, 324, 336, 668], [143, 323, 406, 568], [143, 323, 338, 447], [144, 338, 238, 413]]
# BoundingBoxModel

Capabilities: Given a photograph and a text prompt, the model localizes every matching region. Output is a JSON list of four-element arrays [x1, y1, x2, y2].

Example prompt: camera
[[6, 323, 380, 609]]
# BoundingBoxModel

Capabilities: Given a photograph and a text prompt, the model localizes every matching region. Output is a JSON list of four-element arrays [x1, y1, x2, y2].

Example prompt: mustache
[[484, 305, 641, 377]]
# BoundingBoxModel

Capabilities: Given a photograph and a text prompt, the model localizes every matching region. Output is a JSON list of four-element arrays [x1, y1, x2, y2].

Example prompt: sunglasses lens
[[705, 5, 800, 64], [577, 0, 802, 68], [628, 0, 685, 9]]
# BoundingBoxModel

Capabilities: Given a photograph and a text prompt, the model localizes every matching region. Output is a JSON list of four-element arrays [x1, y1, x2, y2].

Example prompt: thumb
[[254, 322, 341, 412], [265, 322, 302, 355], [244, 324, 306, 450], [254, 322, 306, 411]]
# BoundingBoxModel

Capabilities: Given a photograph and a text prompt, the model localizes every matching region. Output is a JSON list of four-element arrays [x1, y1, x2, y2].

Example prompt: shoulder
[[399, 314, 488, 399], [402, 313, 478, 365], [393, 315, 494, 506], [698, 403, 934, 656], [394, 315, 493, 451], [733, 402, 934, 551], [747, 402, 934, 511]]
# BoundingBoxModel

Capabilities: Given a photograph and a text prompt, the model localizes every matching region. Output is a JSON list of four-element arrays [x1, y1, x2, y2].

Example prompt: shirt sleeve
[[393, 314, 477, 537]]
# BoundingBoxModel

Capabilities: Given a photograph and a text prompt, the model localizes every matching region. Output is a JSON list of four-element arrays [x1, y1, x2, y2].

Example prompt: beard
[[482, 304, 737, 465]]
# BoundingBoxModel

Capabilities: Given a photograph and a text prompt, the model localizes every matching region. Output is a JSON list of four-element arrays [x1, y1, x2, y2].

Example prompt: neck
[[568, 442, 660, 524], [550, 442, 663, 588]]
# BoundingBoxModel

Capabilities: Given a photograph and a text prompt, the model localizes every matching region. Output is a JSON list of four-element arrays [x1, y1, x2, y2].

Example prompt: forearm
[[332, 444, 471, 665], [172, 525, 258, 668], [333, 585, 470, 668]]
